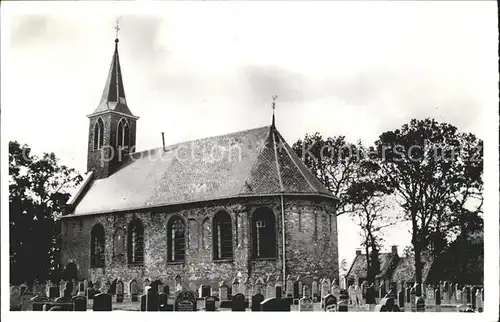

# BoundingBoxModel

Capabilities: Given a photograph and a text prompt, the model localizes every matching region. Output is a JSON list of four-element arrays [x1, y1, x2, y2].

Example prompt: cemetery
[[10, 276, 484, 312]]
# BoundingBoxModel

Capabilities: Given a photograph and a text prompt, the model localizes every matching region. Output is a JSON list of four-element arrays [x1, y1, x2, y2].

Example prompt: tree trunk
[[414, 241, 423, 296]]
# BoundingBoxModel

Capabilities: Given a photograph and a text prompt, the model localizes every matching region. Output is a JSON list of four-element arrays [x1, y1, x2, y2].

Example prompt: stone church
[[61, 36, 340, 292]]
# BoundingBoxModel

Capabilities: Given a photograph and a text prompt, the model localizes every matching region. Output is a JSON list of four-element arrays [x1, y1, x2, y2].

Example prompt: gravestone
[[87, 287, 95, 300], [158, 292, 168, 311], [20, 282, 28, 296], [251, 293, 264, 311], [410, 286, 416, 312], [293, 279, 301, 300], [298, 296, 313, 311], [311, 280, 319, 302], [49, 286, 60, 299], [93, 293, 112, 311], [10, 286, 22, 310], [78, 280, 86, 296], [321, 279, 329, 300], [175, 291, 197, 311], [199, 285, 211, 298], [205, 296, 216, 311], [331, 283, 341, 301], [219, 281, 229, 301], [398, 289, 405, 309], [338, 289, 349, 312], [242, 277, 251, 298], [72, 295, 87, 311], [130, 279, 139, 302], [33, 281, 41, 295], [54, 295, 74, 311], [146, 286, 159, 311], [275, 285, 282, 300], [232, 277, 240, 295], [32, 295, 51, 311], [140, 294, 147, 311], [365, 286, 376, 305], [435, 287, 441, 312], [254, 278, 264, 295], [116, 280, 124, 303], [285, 275, 293, 298], [162, 285, 170, 295], [374, 297, 395, 312], [231, 293, 246, 311], [323, 294, 337, 312], [302, 285, 311, 298], [174, 274, 182, 292], [261, 297, 279, 311]]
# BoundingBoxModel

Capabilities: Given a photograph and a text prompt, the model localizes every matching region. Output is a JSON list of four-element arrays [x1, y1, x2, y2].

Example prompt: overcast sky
[[2, 2, 497, 267]]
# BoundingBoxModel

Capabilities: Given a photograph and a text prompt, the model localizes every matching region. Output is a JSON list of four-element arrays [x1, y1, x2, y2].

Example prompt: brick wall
[[61, 195, 338, 293]]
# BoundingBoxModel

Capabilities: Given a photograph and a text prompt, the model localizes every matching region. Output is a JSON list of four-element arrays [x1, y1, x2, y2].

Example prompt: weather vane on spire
[[272, 94, 278, 127], [114, 18, 121, 41]]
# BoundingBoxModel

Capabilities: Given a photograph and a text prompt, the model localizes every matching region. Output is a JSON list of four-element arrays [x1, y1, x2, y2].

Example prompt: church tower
[[87, 36, 139, 179]]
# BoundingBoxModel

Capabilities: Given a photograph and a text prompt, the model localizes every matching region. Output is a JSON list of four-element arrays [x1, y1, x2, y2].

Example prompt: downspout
[[271, 125, 286, 286]]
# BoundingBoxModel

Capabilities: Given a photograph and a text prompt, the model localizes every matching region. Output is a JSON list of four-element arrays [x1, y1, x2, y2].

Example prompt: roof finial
[[272, 94, 278, 128], [114, 18, 121, 44]]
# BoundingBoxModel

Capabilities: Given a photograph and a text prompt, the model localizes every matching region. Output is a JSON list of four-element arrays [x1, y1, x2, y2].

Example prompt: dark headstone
[[323, 294, 337, 311], [365, 286, 376, 305], [116, 280, 124, 303], [338, 300, 348, 312], [72, 295, 87, 311], [49, 286, 60, 299], [201, 285, 211, 298], [140, 294, 147, 311], [416, 297, 425, 312], [174, 291, 197, 311], [93, 293, 112, 311], [293, 281, 300, 299], [162, 285, 170, 295], [406, 287, 411, 303], [435, 287, 441, 305], [251, 293, 264, 311], [231, 293, 246, 311], [378, 297, 395, 312], [471, 287, 476, 309], [275, 286, 282, 300], [205, 296, 216, 311], [261, 298, 279, 311], [86, 287, 95, 300], [158, 293, 168, 311], [393, 304, 401, 312], [278, 298, 291, 311], [32, 295, 51, 311], [466, 287, 471, 304], [146, 287, 159, 311], [398, 290, 405, 308]]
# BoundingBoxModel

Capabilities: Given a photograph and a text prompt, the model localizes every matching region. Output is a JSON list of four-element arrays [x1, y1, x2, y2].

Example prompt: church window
[[113, 228, 125, 258], [90, 223, 105, 268], [213, 211, 233, 260], [127, 218, 144, 265], [167, 216, 186, 262], [117, 118, 130, 150], [252, 207, 276, 259], [93, 118, 104, 150]]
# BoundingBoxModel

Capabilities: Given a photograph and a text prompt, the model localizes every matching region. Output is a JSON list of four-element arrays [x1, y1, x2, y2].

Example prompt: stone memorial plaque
[[231, 293, 246, 311], [205, 296, 216, 311], [175, 291, 197, 311], [72, 295, 87, 311]]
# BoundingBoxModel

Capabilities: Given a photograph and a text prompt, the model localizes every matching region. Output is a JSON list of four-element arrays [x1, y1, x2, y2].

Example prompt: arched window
[[213, 211, 233, 260], [116, 118, 130, 150], [127, 218, 144, 265], [90, 224, 105, 268], [93, 118, 104, 150], [167, 216, 186, 262], [252, 207, 276, 259]]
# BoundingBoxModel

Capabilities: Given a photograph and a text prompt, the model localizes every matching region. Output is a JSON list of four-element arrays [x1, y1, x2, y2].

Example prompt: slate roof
[[68, 125, 337, 216], [390, 255, 434, 283], [346, 251, 434, 283], [91, 39, 134, 117], [346, 252, 397, 279]]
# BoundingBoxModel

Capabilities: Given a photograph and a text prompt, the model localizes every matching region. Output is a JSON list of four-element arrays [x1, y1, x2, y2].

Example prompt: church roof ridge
[[68, 123, 337, 217]]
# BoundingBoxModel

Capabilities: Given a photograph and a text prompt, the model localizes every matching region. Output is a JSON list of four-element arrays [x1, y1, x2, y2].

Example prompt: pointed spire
[[90, 20, 134, 117], [271, 94, 278, 128]]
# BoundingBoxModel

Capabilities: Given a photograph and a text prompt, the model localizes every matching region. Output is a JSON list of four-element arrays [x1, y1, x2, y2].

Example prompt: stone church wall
[[61, 196, 338, 292]]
